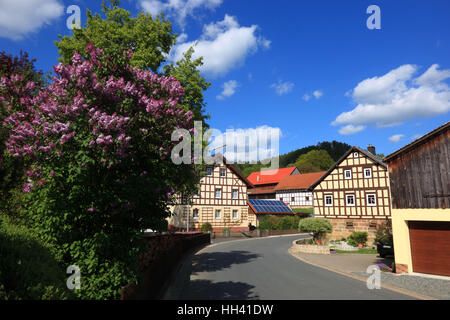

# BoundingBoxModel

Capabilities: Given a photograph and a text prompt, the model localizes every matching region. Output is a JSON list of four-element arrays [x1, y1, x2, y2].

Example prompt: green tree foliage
[[237, 141, 350, 178], [56, 0, 173, 73], [280, 141, 351, 168], [294, 150, 334, 173], [298, 217, 332, 241]]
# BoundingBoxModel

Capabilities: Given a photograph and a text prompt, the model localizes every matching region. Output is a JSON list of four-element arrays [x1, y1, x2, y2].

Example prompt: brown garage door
[[409, 221, 450, 277]]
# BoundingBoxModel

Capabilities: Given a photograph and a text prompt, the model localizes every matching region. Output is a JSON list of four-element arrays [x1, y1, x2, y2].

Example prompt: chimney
[[367, 144, 376, 155]]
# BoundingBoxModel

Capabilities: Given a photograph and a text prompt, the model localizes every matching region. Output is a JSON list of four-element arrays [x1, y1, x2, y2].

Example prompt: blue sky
[[1, 0, 449, 160]]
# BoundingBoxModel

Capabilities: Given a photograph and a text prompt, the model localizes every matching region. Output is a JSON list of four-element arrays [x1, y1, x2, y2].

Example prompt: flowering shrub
[[0, 44, 198, 299]]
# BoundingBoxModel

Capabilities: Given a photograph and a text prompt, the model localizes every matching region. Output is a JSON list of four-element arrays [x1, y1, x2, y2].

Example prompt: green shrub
[[0, 214, 73, 300], [222, 228, 230, 233], [348, 232, 368, 245], [375, 222, 393, 244], [201, 222, 213, 233], [298, 218, 332, 241], [347, 239, 358, 247]]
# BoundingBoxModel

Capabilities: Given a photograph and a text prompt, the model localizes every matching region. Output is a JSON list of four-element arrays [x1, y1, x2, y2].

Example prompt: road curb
[[288, 242, 436, 300], [205, 233, 311, 251]]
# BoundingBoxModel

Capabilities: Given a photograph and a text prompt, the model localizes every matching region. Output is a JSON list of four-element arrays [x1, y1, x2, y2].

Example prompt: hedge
[[0, 214, 73, 300]]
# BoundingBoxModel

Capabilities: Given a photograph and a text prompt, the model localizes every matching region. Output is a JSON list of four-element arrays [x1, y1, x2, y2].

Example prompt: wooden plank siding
[[386, 128, 450, 209]]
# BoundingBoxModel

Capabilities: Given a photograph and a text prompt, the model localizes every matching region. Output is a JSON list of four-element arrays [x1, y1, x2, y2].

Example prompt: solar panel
[[248, 199, 293, 214]]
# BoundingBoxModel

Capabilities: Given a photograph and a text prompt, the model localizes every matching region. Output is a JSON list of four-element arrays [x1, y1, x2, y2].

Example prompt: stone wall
[[290, 239, 330, 254], [325, 218, 390, 244]]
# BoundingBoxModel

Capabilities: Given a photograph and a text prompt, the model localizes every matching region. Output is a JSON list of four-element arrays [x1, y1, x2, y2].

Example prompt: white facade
[[275, 190, 313, 207]]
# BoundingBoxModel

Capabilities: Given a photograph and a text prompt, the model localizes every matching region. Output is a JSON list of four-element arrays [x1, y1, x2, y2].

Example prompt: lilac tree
[[1, 44, 196, 299]]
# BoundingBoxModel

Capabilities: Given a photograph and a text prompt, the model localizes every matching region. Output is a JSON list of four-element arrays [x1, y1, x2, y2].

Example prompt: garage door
[[409, 221, 450, 277]]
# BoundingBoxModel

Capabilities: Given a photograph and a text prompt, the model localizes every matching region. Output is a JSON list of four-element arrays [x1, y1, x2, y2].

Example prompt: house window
[[364, 168, 372, 178], [366, 193, 377, 206], [291, 197, 295, 202], [324, 195, 333, 207], [193, 189, 200, 198], [232, 210, 238, 219], [353, 152, 359, 158], [206, 167, 213, 176], [305, 196, 310, 201], [232, 189, 238, 199], [344, 169, 352, 180], [215, 210, 221, 219], [193, 209, 199, 219], [346, 194, 355, 207], [280, 197, 283, 201], [215, 189, 222, 199], [220, 168, 226, 177]]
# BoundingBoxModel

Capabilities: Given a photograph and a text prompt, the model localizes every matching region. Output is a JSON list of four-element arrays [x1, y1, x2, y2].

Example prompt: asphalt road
[[170, 234, 414, 300]]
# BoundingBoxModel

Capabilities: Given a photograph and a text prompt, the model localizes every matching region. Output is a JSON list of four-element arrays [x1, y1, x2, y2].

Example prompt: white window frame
[[232, 210, 238, 219], [232, 189, 238, 199], [344, 169, 352, 180], [324, 195, 333, 207], [193, 208, 199, 220], [364, 168, 372, 178], [366, 193, 377, 207], [345, 194, 355, 207], [215, 209, 221, 219], [220, 168, 226, 177], [206, 167, 213, 176], [215, 188, 222, 199]]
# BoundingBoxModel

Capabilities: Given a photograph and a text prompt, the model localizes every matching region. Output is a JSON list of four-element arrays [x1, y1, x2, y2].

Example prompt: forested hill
[[279, 141, 351, 167], [234, 141, 351, 178]]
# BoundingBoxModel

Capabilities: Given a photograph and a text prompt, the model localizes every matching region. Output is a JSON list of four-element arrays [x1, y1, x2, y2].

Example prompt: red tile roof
[[274, 171, 327, 191], [247, 185, 276, 195], [247, 167, 298, 185]]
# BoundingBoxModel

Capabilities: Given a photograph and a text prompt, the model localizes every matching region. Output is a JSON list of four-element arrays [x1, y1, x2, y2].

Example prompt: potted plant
[[222, 228, 230, 238]]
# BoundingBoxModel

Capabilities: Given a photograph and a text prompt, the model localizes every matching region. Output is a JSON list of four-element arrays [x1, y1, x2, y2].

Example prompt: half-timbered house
[[168, 157, 255, 232], [274, 171, 326, 208], [309, 146, 391, 242]]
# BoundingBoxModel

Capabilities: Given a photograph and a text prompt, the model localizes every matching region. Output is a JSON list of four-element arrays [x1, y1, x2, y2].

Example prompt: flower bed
[[291, 238, 330, 255]]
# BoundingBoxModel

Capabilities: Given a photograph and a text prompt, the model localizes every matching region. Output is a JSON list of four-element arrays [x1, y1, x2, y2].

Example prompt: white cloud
[[208, 126, 282, 163], [271, 80, 294, 96], [0, 0, 64, 40], [302, 90, 323, 101], [140, 0, 223, 27], [170, 15, 270, 77], [217, 80, 238, 100], [313, 90, 323, 99], [338, 124, 366, 135], [332, 64, 450, 134], [302, 94, 311, 101], [388, 134, 405, 143]]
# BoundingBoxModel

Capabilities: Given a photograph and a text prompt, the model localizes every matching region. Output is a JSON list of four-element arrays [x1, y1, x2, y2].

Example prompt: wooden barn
[[384, 121, 450, 277]]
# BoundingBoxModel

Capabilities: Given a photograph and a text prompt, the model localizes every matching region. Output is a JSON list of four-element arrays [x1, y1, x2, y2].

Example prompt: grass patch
[[334, 248, 378, 254], [292, 208, 313, 215]]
